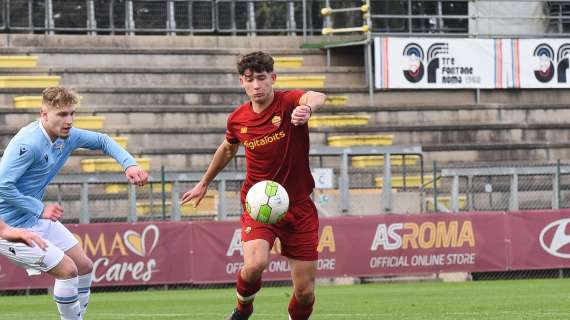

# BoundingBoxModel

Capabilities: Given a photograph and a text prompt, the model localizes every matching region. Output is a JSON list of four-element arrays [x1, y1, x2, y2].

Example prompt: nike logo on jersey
[[19, 146, 28, 156]]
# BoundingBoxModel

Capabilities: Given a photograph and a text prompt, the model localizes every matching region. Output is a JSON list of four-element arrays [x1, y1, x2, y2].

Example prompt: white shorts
[[0, 220, 79, 272]]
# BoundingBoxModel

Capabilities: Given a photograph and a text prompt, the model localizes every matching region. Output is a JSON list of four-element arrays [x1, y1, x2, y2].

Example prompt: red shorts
[[241, 196, 319, 261]]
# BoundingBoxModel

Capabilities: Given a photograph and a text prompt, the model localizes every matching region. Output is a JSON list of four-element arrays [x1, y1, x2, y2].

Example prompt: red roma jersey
[[226, 90, 315, 203]]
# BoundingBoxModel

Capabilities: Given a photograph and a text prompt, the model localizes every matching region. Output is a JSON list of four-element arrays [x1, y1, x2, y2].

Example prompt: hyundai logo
[[539, 218, 570, 258]]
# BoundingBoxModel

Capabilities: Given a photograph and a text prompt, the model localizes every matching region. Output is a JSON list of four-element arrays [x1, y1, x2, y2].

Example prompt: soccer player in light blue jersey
[[0, 86, 148, 320]]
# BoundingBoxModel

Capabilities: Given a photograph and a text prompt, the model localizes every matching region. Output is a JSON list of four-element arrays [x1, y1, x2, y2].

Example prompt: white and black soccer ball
[[245, 180, 289, 224]]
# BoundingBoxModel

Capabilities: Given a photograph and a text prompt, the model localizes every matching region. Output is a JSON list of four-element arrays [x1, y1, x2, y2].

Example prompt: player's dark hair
[[237, 51, 274, 75], [42, 86, 79, 109]]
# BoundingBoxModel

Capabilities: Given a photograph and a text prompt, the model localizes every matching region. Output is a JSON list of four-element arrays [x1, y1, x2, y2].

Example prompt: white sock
[[54, 277, 81, 320], [78, 273, 93, 317]]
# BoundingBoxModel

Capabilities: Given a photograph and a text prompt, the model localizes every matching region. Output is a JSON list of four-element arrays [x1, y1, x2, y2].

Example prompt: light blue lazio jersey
[[0, 121, 137, 228]]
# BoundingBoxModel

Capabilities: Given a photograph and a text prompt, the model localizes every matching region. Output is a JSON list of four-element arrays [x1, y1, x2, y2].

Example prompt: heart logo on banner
[[123, 225, 160, 257]]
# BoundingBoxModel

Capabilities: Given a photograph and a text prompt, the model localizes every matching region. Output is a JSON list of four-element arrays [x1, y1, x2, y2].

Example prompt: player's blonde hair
[[42, 86, 79, 109]]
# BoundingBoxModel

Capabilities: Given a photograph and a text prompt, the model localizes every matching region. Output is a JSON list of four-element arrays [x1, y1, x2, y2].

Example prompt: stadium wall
[[1, 210, 569, 290]]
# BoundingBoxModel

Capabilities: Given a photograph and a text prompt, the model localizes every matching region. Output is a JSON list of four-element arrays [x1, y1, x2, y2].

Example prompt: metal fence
[[427, 161, 570, 213], [47, 146, 423, 223], [2, 0, 570, 36]]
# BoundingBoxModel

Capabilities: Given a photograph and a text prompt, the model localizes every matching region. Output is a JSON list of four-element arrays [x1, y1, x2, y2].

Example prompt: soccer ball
[[245, 180, 289, 224]]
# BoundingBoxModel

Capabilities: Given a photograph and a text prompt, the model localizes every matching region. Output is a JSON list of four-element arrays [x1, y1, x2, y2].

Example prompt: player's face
[[41, 104, 75, 141], [240, 70, 276, 104]]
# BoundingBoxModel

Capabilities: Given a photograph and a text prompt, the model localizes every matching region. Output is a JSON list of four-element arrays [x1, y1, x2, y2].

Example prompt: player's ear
[[270, 72, 277, 84]]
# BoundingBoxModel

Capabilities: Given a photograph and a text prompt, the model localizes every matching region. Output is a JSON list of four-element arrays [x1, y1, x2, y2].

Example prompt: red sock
[[288, 294, 314, 320], [235, 272, 261, 319]]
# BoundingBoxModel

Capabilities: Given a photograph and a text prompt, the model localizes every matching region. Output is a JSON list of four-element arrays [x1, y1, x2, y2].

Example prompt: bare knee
[[294, 281, 315, 304], [242, 258, 268, 280], [49, 255, 78, 279], [76, 256, 93, 275]]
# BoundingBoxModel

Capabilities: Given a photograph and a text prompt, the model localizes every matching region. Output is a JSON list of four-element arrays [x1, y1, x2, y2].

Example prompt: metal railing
[[438, 161, 570, 213], [2, 1, 570, 37], [48, 146, 422, 223]]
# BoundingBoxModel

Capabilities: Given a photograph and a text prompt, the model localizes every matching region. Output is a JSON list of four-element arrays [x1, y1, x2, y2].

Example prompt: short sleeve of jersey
[[225, 113, 239, 144], [281, 90, 305, 113]]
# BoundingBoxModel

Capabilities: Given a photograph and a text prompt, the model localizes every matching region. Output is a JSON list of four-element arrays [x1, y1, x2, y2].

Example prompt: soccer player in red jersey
[[181, 51, 326, 320]]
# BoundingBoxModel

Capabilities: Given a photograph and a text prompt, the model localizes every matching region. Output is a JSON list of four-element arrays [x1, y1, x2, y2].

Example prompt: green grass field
[[2, 279, 570, 319]]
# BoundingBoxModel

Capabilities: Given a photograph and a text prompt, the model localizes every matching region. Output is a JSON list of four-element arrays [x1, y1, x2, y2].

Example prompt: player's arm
[[73, 128, 148, 186], [180, 140, 239, 207], [0, 144, 45, 218], [0, 219, 47, 250], [292, 90, 327, 126]]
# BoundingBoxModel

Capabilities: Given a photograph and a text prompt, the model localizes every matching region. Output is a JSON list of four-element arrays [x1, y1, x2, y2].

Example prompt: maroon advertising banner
[[191, 213, 509, 282], [508, 209, 570, 270], [0, 222, 193, 290], [1, 210, 570, 290]]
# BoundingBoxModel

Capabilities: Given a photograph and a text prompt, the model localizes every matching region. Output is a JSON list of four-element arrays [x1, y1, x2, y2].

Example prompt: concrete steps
[[1, 66, 365, 87]]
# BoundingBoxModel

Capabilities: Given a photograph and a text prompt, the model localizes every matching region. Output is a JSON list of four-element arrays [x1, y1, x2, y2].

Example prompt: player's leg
[[0, 234, 81, 320], [229, 238, 271, 320], [48, 256, 82, 320], [278, 197, 319, 320], [35, 220, 87, 319], [65, 244, 94, 318], [288, 259, 317, 320]]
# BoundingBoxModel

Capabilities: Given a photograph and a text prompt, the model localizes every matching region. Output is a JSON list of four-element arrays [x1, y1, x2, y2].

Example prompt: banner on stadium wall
[[512, 39, 570, 88], [0, 222, 193, 290], [373, 37, 507, 89], [2, 210, 570, 289]]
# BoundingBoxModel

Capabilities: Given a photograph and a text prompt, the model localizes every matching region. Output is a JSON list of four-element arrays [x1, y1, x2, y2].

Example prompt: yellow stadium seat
[[74, 116, 105, 129], [0, 56, 38, 68], [325, 95, 348, 106], [375, 175, 434, 189], [274, 56, 304, 68], [111, 136, 128, 149], [0, 76, 59, 88], [309, 114, 370, 128], [352, 155, 420, 168], [425, 195, 467, 211], [136, 192, 218, 216], [328, 135, 394, 147], [80, 158, 151, 173], [275, 76, 325, 88], [105, 182, 172, 194]]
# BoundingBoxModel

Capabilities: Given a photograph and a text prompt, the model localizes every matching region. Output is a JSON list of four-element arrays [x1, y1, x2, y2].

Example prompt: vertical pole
[[302, 0, 307, 41], [45, 0, 54, 34], [287, 1, 296, 36], [166, 0, 176, 36], [218, 179, 227, 220], [432, 161, 438, 212], [128, 183, 137, 222], [382, 153, 392, 213], [366, 40, 374, 105], [509, 174, 519, 211], [125, 0, 135, 36], [247, 2, 256, 36], [188, 0, 193, 35], [171, 181, 181, 221], [451, 176, 459, 213], [161, 165, 166, 220], [87, 0, 97, 35], [339, 152, 349, 214], [80, 182, 90, 224], [230, 0, 236, 35], [554, 159, 561, 209]]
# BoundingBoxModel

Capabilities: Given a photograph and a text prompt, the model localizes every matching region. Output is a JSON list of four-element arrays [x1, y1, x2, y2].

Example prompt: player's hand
[[41, 204, 64, 222], [291, 105, 312, 126], [126, 165, 149, 187], [0, 228, 47, 251], [180, 182, 208, 207]]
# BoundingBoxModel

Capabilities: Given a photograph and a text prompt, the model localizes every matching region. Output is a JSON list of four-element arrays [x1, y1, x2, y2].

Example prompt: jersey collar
[[39, 120, 55, 146]]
